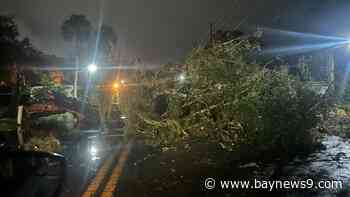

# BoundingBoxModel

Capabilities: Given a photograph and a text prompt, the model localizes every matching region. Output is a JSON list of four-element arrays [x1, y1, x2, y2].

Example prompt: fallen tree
[[119, 35, 327, 158]]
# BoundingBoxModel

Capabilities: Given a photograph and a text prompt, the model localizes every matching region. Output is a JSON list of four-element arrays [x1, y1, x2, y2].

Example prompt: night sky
[[1, 0, 350, 65]]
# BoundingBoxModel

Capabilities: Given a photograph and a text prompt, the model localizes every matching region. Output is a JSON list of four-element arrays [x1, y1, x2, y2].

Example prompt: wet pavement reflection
[[280, 135, 350, 196], [59, 130, 121, 197]]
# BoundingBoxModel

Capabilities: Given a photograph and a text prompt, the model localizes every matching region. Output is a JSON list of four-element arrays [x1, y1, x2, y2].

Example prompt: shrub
[[31, 112, 78, 134], [24, 136, 63, 153]]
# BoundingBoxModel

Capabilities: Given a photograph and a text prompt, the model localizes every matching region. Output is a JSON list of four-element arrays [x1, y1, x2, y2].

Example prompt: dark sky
[[1, 0, 350, 65]]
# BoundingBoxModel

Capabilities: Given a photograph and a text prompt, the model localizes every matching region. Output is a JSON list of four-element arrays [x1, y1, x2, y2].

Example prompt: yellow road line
[[82, 148, 120, 197], [101, 141, 132, 197]]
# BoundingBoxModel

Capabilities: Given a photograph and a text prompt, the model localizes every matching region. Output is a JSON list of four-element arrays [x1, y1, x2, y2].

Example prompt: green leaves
[[119, 37, 325, 155], [24, 136, 63, 153], [0, 15, 43, 66]]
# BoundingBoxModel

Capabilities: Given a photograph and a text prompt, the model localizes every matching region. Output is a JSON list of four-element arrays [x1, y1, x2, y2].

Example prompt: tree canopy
[[61, 14, 92, 45], [98, 24, 117, 60], [0, 16, 43, 67]]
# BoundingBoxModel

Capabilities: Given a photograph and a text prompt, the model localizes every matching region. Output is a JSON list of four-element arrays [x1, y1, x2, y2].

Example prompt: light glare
[[90, 146, 97, 156], [113, 82, 119, 89], [88, 64, 98, 73], [178, 73, 186, 82]]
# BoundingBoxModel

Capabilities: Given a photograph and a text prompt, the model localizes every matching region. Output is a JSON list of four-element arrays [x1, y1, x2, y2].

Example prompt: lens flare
[[260, 27, 350, 55], [88, 64, 98, 73], [262, 41, 350, 55], [262, 27, 347, 41]]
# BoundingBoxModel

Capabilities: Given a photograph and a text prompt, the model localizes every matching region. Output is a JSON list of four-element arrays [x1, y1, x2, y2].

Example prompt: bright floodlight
[[88, 64, 98, 73], [178, 73, 186, 82], [90, 146, 97, 156]]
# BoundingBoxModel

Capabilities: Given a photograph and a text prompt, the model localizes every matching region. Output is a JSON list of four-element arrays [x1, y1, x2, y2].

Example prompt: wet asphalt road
[[59, 131, 122, 197]]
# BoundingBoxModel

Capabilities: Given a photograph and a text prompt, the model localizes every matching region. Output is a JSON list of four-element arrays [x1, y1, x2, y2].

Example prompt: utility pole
[[17, 106, 24, 148], [74, 55, 79, 98], [73, 35, 80, 98], [328, 52, 335, 92], [209, 23, 214, 44], [14, 63, 24, 148]]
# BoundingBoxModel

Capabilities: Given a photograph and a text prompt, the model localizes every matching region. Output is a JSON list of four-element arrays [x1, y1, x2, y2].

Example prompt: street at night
[[3, 1, 350, 197]]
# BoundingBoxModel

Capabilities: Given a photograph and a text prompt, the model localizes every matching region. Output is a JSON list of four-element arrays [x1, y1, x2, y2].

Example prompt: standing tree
[[98, 24, 117, 63], [0, 15, 20, 68], [0, 15, 44, 116], [0, 16, 43, 68], [61, 14, 92, 98]]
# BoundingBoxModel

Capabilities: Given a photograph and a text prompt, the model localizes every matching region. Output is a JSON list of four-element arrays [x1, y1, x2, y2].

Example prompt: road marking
[[101, 141, 132, 197], [81, 147, 120, 197]]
